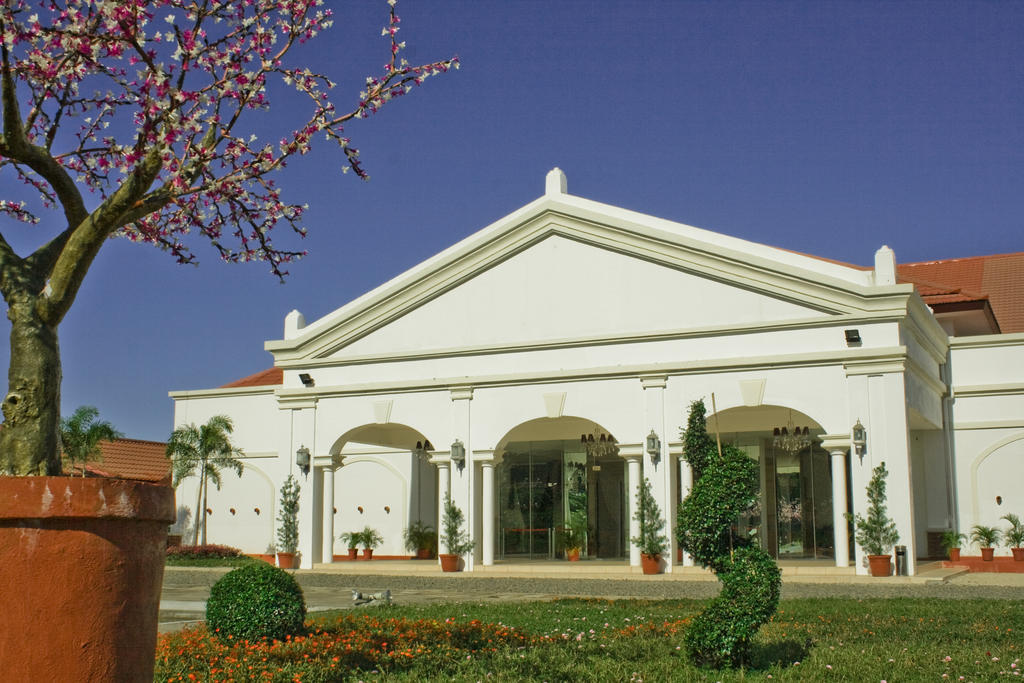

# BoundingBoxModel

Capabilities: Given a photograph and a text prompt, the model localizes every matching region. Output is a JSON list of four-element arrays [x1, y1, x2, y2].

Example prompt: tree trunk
[[0, 298, 62, 475], [192, 472, 203, 546], [200, 471, 209, 546]]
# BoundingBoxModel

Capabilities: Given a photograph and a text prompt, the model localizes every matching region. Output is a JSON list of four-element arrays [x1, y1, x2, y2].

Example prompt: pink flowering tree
[[0, 0, 457, 475]]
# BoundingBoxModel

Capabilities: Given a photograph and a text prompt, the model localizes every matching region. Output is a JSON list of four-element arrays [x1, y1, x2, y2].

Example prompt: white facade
[[170, 169, 1024, 575]]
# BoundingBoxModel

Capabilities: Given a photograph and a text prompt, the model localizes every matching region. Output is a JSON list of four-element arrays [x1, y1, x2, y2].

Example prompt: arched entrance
[[710, 405, 846, 561], [327, 423, 438, 559], [495, 417, 627, 561]]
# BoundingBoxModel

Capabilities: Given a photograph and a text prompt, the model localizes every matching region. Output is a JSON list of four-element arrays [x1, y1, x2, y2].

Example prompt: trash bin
[[895, 545, 908, 576]]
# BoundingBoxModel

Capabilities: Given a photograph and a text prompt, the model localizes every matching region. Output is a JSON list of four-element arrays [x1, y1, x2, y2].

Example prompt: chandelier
[[773, 411, 813, 453], [581, 428, 619, 458]]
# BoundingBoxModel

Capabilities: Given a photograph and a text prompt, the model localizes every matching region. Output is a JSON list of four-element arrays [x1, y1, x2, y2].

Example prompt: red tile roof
[[898, 252, 1024, 333], [220, 367, 283, 388], [67, 438, 171, 482]]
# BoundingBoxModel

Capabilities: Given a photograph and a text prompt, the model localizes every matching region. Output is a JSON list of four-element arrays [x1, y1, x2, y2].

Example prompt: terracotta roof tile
[[67, 438, 170, 482], [220, 367, 283, 388], [898, 252, 1024, 333]]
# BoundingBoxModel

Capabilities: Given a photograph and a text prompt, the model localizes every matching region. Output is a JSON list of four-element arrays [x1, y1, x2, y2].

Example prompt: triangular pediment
[[267, 189, 913, 364]]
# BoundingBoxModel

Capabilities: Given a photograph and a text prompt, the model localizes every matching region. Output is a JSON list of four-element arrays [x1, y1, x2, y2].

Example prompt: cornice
[[949, 332, 1024, 350], [270, 346, 910, 401], [272, 312, 906, 370], [168, 386, 277, 400]]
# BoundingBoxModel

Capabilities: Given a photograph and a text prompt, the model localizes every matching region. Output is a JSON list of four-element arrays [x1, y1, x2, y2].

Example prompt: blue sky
[[2, 0, 1022, 441]]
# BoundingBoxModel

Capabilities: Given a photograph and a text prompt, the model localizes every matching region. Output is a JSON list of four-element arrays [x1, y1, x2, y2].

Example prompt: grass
[[156, 596, 1023, 681]]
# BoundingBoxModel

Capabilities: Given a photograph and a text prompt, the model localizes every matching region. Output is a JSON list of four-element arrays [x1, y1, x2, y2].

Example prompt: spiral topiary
[[676, 399, 781, 668], [206, 561, 307, 642]]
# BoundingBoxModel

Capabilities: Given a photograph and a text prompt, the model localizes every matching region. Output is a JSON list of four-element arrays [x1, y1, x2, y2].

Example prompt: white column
[[640, 375, 673, 571], [321, 465, 335, 563], [623, 451, 643, 567], [675, 446, 695, 567], [480, 458, 495, 566], [432, 457, 451, 555], [831, 450, 850, 568], [449, 387, 474, 570], [820, 436, 851, 568]]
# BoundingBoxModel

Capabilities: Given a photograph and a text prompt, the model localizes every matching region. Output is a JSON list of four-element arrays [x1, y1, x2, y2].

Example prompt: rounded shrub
[[206, 562, 307, 641]]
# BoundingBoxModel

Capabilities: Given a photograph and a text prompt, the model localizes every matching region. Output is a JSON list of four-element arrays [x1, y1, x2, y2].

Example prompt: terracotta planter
[[0, 477, 174, 682], [347, 548, 358, 560], [362, 548, 374, 560], [415, 548, 433, 560], [439, 553, 461, 572], [981, 547, 995, 561], [868, 554, 892, 577], [1012, 548, 1024, 562], [948, 548, 961, 562], [566, 548, 581, 562], [276, 552, 297, 569], [250, 553, 275, 564], [641, 553, 662, 575]]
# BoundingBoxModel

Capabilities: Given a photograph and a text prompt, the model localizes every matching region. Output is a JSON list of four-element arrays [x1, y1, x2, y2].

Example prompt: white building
[[169, 169, 1024, 575]]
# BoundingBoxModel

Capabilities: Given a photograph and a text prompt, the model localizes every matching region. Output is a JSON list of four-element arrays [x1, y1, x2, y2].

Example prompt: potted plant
[[557, 515, 587, 561], [403, 521, 437, 559], [851, 463, 900, 577], [339, 531, 362, 560], [1, 405, 175, 681], [276, 475, 300, 569], [971, 524, 1001, 562], [359, 526, 383, 560], [631, 477, 668, 574], [940, 530, 966, 562], [439, 493, 475, 572], [1003, 514, 1024, 561]]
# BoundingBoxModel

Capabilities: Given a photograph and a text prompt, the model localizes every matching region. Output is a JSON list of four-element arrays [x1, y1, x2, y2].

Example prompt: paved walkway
[[159, 561, 1024, 633]]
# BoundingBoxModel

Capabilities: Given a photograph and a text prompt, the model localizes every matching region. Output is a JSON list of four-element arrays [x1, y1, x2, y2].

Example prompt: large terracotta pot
[[362, 548, 374, 560], [415, 548, 433, 560], [980, 547, 995, 561], [948, 548, 961, 562], [641, 553, 662, 575], [347, 547, 359, 560], [276, 552, 297, 569], [1012, 548, 1024, 562], [868, 554, 892, 577], [0, 477, 174, 682], [439, 553, 461, 572], [566, 548, 581, 562]]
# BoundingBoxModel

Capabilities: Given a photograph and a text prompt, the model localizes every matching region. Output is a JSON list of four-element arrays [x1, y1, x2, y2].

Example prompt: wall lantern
[[845, 329, 862, 345], [299, 373, 315, 387], [384, 506, 391, 514], [450, 439, 466, 471], [645, 430, 662, 465], [296, 445, 311, 475], [852, 419, 867, 459], [254, 507, 260, 515]]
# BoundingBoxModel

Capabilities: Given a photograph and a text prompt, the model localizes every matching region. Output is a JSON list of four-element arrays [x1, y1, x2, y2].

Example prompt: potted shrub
[[276, 475, 300, 569], [439, 493, 475, 572], [339, 531, 361, 560], [631, 477, 668, 574], [851, 463, 900, 577], [971, 524, 1001, 562], [558, 515, 587, 561], [1003, 514, 1024, 561], [359, 526, 383, 559], [403, 521, 437, 559], [940, 530, 966, 562]]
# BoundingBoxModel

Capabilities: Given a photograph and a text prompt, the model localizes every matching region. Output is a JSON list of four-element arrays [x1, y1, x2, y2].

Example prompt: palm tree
[[166, 415, 244, 546], [60, 406, 123, 477]]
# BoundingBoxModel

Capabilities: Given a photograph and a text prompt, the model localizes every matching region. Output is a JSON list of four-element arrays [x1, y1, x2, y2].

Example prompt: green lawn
[[156, 597, 1022, 681]]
